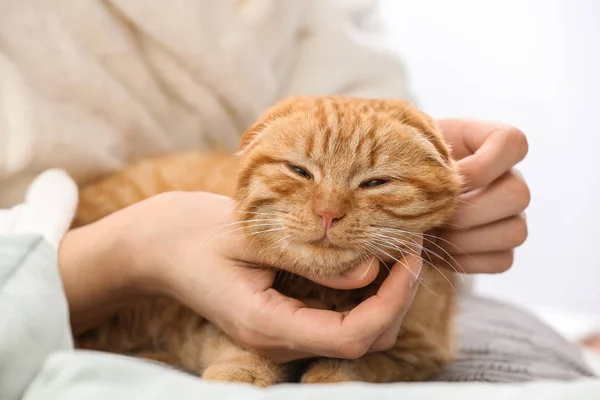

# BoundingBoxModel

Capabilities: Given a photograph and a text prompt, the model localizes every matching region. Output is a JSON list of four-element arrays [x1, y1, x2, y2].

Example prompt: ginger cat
[[73, 96, 463, 386]]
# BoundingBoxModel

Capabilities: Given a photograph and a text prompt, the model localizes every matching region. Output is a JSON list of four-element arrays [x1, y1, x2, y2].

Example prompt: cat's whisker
[[409, 236, 467, 278], [205, 218, 280, 236], [256, 234, 291, 260], [455, 197, 478, 209], [238, 227, 286, 240], [360, 242, 395, 287], [204, 223, 282, 244], [415, 236, 468, 275], [440, 221, 467, 229], [272, 234, 291, 248], [372, 227, 468, 275], [352, 245, 365, 264], [371, 232, 466, 285], [421, 233, 476, 268], [353, 245, 376, 280], [191, 209, 282, 219], [361, 241, 426, 292], [280, 236, 294, 254], [239, 234, 262, 262], [230, 203, 290, 215], [366, 238, 437, 297], [362, 239, 435, 296], [207, 221, 281, 237], [274, 269, 291, 286], [229, 209, 290, 216], [370, 236, 460, 297], [378, 234, 464, 283]]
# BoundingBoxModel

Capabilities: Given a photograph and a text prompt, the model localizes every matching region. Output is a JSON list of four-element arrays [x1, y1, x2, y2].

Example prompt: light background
[[379, 0, 600, 313]]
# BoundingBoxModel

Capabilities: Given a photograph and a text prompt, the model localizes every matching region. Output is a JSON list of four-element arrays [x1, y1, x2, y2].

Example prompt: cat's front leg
[[202, 356, 281, 387], [301, 351, 450, 384], [300, 358, 361, 383], [301, 332, 452, 384], [174, 323, 284, 387]]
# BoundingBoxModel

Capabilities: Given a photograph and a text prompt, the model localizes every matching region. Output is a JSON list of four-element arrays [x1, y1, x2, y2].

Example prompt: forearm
[[58, 215, 143, 335]]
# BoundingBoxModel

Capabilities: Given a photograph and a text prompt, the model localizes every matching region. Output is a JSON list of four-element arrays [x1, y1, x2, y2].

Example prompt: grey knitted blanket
[[436, 294, 597, 382]]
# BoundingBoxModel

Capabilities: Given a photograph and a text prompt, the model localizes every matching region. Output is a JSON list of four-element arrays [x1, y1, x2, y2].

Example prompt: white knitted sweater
[[0, 0, 411, 207]]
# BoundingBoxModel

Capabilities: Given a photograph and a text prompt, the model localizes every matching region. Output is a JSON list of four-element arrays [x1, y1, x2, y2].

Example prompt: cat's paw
[[202, 361, 279, 387], [301, 360, 359, 384]]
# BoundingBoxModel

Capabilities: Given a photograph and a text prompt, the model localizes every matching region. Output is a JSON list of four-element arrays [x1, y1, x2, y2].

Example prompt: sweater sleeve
[[280, 0, 414, 101], [0, 52, 37, 182], [0, 169, 78, 400]]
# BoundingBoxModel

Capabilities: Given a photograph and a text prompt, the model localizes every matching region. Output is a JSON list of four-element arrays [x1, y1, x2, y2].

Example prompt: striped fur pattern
[[74, 96, 463, 386]]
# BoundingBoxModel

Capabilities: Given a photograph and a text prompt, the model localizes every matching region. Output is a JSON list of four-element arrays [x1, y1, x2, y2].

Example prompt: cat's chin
[[253, 235, 364, 277], [277, 241, 362, 278], [306, 237, 344, 250]]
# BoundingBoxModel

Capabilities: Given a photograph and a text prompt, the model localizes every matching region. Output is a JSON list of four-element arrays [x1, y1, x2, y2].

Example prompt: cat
[[73, 95, 463, 386]]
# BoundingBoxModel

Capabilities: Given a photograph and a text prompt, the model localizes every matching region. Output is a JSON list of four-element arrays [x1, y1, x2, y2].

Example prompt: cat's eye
[[359, 179, 389, 188], [287, 164, 312, 179]]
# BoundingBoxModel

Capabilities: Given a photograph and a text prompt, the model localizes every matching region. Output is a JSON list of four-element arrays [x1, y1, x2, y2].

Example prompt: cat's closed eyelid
[[359, 178, 390, 189], [286, 163, 313, 179]]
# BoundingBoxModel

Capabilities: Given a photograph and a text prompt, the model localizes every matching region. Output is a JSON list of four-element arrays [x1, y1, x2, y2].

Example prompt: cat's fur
[[73, 96, 463, 386]]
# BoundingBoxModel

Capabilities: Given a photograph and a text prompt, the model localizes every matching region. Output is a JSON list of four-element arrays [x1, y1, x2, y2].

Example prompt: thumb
[[296, 258, 380, 290]]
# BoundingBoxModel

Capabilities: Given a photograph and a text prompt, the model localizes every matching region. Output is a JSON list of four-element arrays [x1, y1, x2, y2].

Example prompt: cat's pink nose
[[318, 211, 342, 232]]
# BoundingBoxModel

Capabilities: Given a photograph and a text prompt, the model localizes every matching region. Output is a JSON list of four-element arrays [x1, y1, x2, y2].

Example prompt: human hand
[[433, 119, 530, 273], [120, 191, 421, 363]]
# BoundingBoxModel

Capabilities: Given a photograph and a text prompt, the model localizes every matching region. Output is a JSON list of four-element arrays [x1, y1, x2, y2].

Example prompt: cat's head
[[234, 96, 462, 278]]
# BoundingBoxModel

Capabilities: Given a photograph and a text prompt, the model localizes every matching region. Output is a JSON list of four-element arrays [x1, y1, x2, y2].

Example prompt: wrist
[[59, 212, 152, 333], [92, 208, 166, 296]]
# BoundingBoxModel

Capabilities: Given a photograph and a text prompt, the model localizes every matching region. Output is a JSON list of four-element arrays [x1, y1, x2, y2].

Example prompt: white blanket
[[23, 351, 600, 400]]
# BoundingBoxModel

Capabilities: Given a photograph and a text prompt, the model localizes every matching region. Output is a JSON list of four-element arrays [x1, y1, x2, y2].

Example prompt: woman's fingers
[[369, 283, 419, 352], [449, 251, 515, 274], [368, 241, 423, 353], [247, 289, 355, 359], [450, 169, 530, 229], [438, 119, 528, 192], [246, 240, 423, 361], [431, 120, 530, 276], [440, 213, 528, 255], [331, 238, 423, 356]]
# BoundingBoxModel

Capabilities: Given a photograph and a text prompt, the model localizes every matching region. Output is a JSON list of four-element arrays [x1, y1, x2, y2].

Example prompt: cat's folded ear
[[389, 100, 454, 165], [237, 97, 301, 155], [236, 120, 267, 155]]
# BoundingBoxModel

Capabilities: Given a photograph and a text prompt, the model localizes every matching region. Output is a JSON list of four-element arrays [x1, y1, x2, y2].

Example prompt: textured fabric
[[437, 295, 597, 382], [22, 351, 600, 400], [0, 0, 411, 207], [0, 170, 77, 400], [0, 169, 77, 249], [0, 235, 73, 400]]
